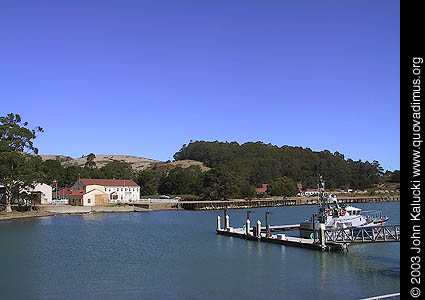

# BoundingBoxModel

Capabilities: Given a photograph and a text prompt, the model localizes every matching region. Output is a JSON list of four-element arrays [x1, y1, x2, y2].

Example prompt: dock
[[215, 213, 400, 252], [216, 227, 346, 252]]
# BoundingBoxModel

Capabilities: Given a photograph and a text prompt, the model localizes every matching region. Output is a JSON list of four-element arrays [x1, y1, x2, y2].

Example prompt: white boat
[[299, 177, 388, 239]]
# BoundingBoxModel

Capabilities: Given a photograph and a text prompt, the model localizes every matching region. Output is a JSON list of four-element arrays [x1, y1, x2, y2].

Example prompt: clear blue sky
[[1, 0, 400, 171]]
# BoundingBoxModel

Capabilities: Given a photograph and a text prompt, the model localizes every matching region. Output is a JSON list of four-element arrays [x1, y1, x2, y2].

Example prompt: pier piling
[[246, 219, 251, 235], [320, 223, 325, 247], [256, 220, 262, 238], [225, 215, 230, 230]]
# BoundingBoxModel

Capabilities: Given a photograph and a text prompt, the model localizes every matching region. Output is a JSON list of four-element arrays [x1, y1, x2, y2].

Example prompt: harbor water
[[0, 202, 400, 300]]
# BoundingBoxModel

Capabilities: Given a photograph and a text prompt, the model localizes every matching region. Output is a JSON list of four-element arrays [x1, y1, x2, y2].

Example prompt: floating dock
[[217, 227, 347, 251], [216, 213, 400, 252]]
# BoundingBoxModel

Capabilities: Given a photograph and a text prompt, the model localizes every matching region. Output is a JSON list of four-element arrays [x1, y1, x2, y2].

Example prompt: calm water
[[0, 202, 400, 300]]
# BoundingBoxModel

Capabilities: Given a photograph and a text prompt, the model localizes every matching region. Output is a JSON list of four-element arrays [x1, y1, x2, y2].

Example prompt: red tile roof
[[79, 179, 139, 187], [57, 188, 73, 196], [255, 184, 268, 193], [297, 183, 303, 193]]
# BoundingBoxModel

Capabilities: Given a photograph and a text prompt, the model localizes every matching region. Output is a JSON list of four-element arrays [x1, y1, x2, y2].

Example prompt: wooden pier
[[179, 196, 399, 210]]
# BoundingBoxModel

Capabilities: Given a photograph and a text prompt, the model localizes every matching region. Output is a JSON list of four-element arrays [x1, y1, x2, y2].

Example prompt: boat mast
[[317, 175, 327, 223]]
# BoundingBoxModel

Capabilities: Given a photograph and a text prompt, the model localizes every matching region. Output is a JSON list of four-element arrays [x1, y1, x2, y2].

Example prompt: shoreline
[[0, 197, 400, 222]]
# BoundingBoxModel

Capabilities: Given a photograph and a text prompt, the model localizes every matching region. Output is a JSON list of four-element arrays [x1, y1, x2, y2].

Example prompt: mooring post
[[217, 216, 221, 230], [225, 215, 230, 230], [223, 208, 228, 229], [256, 220, 262, 238], [246, 219, 251, 235], [320, 223, 326, 247]]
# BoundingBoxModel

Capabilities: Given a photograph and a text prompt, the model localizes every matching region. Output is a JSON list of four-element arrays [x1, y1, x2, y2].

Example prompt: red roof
[[255, 184, 268, 193], [70, 189, 84, 196], [297, 183, 303, 193], [57, 188, 73, 196], [79, 179, 139, 187]]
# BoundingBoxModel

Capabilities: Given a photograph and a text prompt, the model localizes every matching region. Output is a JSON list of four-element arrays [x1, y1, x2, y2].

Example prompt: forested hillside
[[173, 141, 386, 190]]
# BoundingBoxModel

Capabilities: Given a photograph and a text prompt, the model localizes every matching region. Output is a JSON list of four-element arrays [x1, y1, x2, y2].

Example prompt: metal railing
[[324, 225, 400, 243]]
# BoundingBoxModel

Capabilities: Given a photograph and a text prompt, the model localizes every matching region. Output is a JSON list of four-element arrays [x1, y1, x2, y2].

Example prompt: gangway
[[323, 225, 400, 244]]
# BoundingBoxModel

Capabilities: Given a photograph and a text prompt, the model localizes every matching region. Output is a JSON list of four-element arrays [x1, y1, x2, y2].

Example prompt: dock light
[[265, 211, 272, 237], [247, 210, 253, 221]]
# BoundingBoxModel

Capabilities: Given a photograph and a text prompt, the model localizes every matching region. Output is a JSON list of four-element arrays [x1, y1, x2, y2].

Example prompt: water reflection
[[81, 212, 109, 222], [1, 202, 400, 300]]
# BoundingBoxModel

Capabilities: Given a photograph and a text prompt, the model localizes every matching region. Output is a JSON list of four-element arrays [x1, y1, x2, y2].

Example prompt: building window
[[88, 199, 91, 204]]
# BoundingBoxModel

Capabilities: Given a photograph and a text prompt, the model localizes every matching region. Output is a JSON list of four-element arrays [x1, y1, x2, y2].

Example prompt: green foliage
[[0, 113, 43, 154], [202, 166, 243, 200], [267, 176, 298, 197], [98, 161, 133, 180], [390, 170, 400, 183], [174, 141, 385, 190], [135, 170, 160, 196], [0, 113, 44, 211], [383, 170, 400, 183], [84, 153, 96, 170], [158, 166, 203, 195]]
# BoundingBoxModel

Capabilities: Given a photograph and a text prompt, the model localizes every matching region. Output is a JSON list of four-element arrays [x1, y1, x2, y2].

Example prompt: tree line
[[173, 141, 396, 191], [1, 114, 400, 213]]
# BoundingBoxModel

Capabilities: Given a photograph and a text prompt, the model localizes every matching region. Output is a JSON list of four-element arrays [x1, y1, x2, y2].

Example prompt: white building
[[70, 178, 140, 206], [32, 183, 53, 204], [303, 189, 320, 197]]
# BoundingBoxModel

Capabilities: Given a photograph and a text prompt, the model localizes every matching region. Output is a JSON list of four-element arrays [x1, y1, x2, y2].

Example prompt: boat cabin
[[345, 206, 362, 216]]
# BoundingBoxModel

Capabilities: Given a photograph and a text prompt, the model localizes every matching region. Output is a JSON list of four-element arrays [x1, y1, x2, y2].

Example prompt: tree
[[41, 159, 65, 187], [84, 153, 96, 170], [99, 161, 134, 180], [202, 167, 240, 200], [390, 170, 400, 183], [0, 113, 43, 212], [173, 141, 387, 192], [158, 166, 203, 195], [267, 176, 298, 197], [135, 170, 160, 195]]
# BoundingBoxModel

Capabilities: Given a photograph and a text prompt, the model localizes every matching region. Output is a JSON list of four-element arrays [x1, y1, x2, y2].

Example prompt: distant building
[[0, 183, 52, 205], [256, 184, 268, 193], [54, 187, 73, 200], [70, 178, 140, 206], [31, 183, 53, 204], [304, 188, 320, 197], [296, 183, 303, 194]]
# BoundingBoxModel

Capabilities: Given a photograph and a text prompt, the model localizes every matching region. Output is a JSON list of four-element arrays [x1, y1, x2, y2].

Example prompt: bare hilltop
[[38, 154, 210, 172]]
